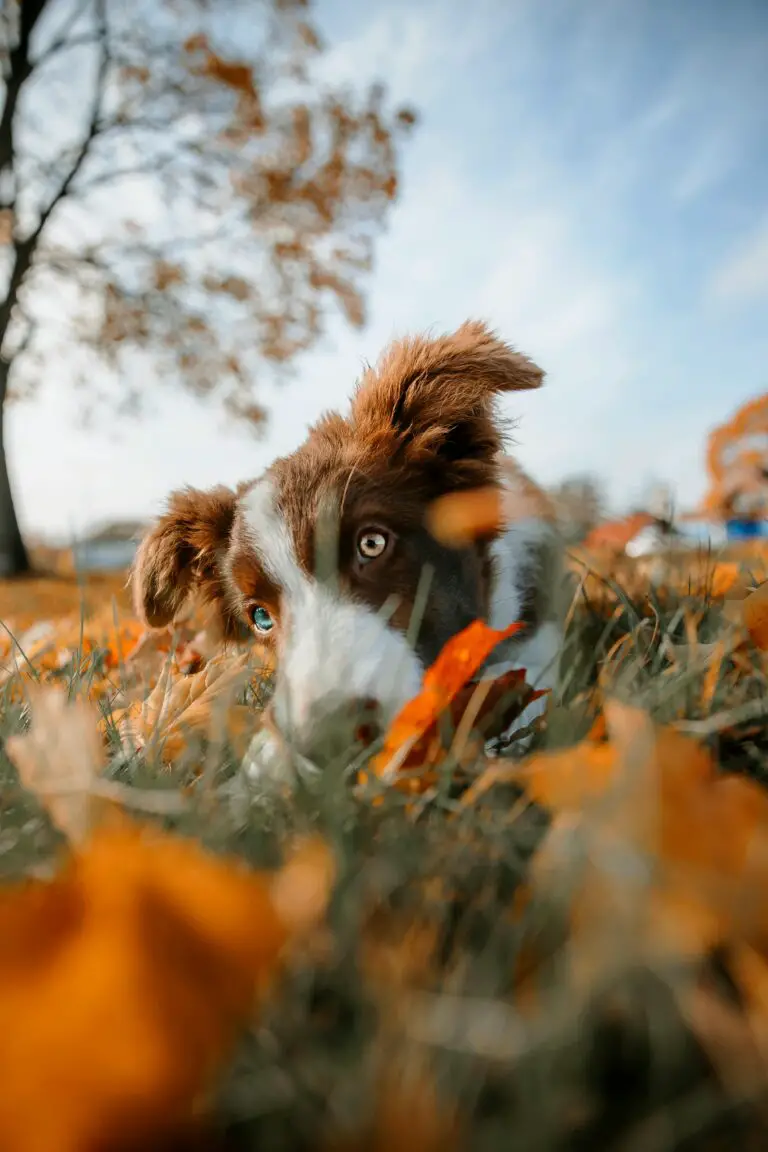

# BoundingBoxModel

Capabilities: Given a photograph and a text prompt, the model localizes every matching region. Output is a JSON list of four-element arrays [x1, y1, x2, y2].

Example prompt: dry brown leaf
[[6, 687, 108, 844], [113, 650, 269, 761], [121, 623, 184, 681], [6, 687, 190, 841], [367, 620, 543, 790]]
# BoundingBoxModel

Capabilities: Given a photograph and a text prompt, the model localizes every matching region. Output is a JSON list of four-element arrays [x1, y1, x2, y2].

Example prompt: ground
[[0, 539, 767, 1151]]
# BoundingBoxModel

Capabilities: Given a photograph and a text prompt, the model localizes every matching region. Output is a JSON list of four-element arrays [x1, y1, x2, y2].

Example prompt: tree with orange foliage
[[694, 393, 768, 529], [0, 0, 416, 575]]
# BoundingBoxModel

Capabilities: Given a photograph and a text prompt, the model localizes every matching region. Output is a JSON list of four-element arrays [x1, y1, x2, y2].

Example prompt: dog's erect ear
[[131, 485, 238, 629], [349, 320, 544, 489]]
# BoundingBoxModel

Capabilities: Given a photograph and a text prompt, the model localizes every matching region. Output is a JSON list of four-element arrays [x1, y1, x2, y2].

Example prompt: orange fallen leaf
[[708, 561, 744, 599], [465, 702, 768, 996], [485, 701, 768, 894], [743, 580, 768, 649], [426, 470, 554, 549], [0, 824, 333, 1152], [461, 734, 617, 812], [369, 620, 546, 788], [422, 619, 524, 701]]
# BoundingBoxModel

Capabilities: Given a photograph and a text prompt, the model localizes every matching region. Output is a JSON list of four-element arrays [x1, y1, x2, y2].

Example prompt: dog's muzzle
[[242, 694, 384, 784]]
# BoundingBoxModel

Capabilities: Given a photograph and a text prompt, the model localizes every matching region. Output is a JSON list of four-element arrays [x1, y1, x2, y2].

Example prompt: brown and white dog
[[131, 321, 563, 773]]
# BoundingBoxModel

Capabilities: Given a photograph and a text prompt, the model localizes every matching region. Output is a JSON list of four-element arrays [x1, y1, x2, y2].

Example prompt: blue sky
[[8, 0, 768, 538]]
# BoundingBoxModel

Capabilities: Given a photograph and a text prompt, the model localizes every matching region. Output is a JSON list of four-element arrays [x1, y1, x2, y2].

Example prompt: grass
[[1, 542, 767, 1150]]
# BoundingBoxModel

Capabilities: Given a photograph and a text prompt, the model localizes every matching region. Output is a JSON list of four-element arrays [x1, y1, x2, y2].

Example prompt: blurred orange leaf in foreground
[[425, 474, 553, 549], [426, 486, 504, 547], [0, 824, 333, 1152], [743, 579, 768, 650], [468, 701, 768, 970], [369, 620, 546, 788]]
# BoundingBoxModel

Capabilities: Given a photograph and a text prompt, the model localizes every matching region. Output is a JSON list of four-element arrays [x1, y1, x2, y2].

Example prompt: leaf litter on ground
[[1, 540, 768, 1147]]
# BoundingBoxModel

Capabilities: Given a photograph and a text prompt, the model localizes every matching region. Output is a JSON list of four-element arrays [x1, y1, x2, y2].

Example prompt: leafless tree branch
[[33, 29, 100, 67], [32, 0, 95, 65], [31, 0, 109, 239], [72, 153, 184, 194], [8, 305, 38, 360], [0, 0, 52, 371], [0, 0, 50, 196], [0, 0, 109, 362]]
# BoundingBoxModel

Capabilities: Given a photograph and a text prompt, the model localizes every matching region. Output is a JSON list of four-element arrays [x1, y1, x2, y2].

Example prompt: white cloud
[[708, 220, 768, 303], [316, 0, 509, 103], [318, 11, 441, 102]]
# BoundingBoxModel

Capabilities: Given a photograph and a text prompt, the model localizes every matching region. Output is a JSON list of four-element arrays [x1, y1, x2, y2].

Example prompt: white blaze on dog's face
[[232, 475, 425, 745], [131, 319, 561, 761]]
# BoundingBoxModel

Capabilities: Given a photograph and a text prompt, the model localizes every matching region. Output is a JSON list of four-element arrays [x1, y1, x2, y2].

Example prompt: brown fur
[[131, 485, 240, 633], [348, 318, 543, 492]]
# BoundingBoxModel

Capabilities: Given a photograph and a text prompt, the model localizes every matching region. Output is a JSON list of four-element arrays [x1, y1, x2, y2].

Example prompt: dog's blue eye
[[251, 605, 274, 634]]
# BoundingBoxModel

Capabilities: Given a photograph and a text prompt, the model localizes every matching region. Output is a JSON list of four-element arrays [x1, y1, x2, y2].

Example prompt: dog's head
[[132, 320, 544, 756]]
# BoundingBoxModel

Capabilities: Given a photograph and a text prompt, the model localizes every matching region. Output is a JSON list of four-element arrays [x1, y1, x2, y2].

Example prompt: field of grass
[[1, 541, 768, 1151]]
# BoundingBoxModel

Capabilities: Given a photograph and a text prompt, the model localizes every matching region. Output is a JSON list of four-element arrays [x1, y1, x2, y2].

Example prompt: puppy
[[132, 321, 563, 771]]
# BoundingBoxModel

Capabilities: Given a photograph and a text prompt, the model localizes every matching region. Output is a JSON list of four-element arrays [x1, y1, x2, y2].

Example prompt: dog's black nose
[[350, 696, 382, 748]]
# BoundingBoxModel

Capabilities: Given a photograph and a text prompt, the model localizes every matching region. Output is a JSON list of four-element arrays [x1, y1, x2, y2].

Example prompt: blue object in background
[[73, 538, 139, 571], [726, 519, 767, 541]]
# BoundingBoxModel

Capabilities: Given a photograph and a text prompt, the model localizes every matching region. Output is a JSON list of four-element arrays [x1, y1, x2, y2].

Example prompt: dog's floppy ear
[[131, 485, 238, 629], [349, 320, 543, 489]]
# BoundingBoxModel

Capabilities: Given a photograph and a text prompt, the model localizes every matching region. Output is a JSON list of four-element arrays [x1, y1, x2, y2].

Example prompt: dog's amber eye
[[356, 528, 389, 563]]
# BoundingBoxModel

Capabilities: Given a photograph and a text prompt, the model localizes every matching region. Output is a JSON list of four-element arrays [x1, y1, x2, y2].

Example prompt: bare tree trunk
[[0, 0, 76, 577], [0, 0, 50, 577], [0, 360, 30, 576]]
